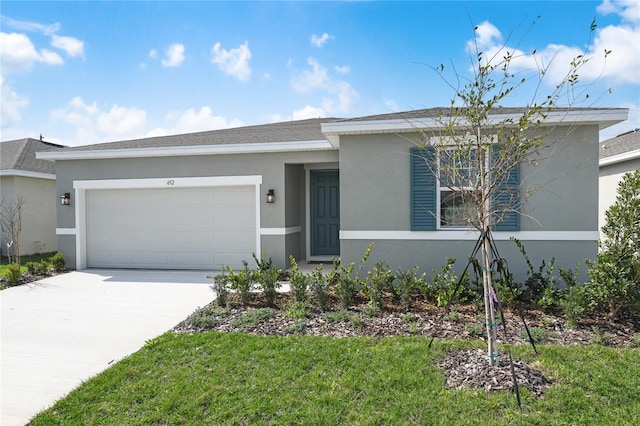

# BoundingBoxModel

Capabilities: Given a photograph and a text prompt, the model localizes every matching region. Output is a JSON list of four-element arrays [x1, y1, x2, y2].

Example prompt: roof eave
[[36, 139, 336, 161], [599, 149, 640, 167], [321, 108, 629, 138], [0, 170, 56, 180]]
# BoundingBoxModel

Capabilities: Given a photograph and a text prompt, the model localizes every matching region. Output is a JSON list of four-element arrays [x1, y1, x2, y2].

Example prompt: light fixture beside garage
[[60, 193, 71, 206], [266, 189, 275, 203]]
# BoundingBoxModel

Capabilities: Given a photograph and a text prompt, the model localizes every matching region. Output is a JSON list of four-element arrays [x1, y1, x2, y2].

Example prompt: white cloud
[[51, 97, 147, 145], [0, 75, 29, 128], [0, 16, 60, 36], [149, 49, 158, 59], [0, 32, 63, 74], [467, 21, 502, 52], [291, 57, 329, 92], [211, 41, 252, 81], [163, 106, 243, 134], [465, 5, 640, 94], [597, 0, 640, 22], [290, 57, 358, 115], [311, 33, 333, 48], [51, 34, 84, 57], [161, 43, 185, 67], [335, 65, 350, 74], [292, 105, 326, 120]]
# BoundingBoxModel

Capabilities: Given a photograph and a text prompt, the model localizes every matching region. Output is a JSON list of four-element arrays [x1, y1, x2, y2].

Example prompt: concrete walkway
[[1, 269, 215, 426]]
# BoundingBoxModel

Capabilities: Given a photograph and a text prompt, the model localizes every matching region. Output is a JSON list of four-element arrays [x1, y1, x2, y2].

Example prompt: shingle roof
[[54, 117, 340, 153], [333, 107, 611, 122], [0, 138, 64, 175], [599, 129, 640, 159]]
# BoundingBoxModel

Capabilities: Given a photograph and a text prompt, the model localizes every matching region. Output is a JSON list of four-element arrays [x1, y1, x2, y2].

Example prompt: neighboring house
[[0, 138, 64, 256], [598, 129, 640, 237], [37, 108, 627, 281]]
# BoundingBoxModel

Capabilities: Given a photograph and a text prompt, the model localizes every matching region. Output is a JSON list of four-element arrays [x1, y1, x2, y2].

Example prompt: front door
[[310, 170, 340, 256]]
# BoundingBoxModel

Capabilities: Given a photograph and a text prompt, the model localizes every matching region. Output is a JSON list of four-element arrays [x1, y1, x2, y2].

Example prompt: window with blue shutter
[[410, 147, 437, 230], [410, 145, 520, 231]]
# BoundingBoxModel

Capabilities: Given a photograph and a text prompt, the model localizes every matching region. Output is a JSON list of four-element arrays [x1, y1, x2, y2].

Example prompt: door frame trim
[[71, 175, 262, 270]]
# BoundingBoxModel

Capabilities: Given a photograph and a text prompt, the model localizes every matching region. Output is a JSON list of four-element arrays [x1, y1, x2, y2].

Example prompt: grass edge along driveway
[[31, 333, 640, 425]]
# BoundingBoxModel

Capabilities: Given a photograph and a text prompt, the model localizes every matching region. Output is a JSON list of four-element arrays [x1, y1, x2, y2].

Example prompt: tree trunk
[[482, 231, 498, 365]]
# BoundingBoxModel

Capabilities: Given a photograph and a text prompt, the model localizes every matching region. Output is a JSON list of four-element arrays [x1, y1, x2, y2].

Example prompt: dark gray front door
[[311, 170, 340, 256]]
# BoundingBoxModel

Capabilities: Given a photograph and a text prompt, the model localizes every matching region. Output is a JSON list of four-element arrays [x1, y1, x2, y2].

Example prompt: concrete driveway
[[0, 269, 215, 426]]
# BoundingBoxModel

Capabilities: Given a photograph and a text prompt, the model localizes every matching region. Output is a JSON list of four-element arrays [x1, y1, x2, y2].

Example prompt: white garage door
[[86, 186, 256, 270]]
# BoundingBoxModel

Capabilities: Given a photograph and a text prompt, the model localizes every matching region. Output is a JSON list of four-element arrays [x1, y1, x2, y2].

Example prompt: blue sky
[[1, 0, 639, 146]]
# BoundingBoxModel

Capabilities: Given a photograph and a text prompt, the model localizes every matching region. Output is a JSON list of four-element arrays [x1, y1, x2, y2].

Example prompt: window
[[438, 148, 480, 228], [410, 146, 519, 231]]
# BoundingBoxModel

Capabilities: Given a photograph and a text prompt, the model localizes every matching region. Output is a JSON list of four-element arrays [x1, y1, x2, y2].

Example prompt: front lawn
[[30, 333, 640, 425]]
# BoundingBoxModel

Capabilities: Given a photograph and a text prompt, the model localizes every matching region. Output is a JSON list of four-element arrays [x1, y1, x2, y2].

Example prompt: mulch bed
[[173, 291, 640, 398]]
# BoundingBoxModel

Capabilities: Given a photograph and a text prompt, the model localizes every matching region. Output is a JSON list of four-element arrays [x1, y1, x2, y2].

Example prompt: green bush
[[426, 258, 468, 307], [26, 261, 49, 275], [225, 261, 255, 306], [208, 270, 230, 307], [288, 256, 308, 303], [586, 170, 640, 316], [395, 267, 426, 308], [2, 263, 22, 283], [49, 252, 66, 271], [308, 265, 331, 311], [363, 261, 394, 309], [253, 253, 281, 307], [332, 243, 373, 309], [184, 306, 221, 330]]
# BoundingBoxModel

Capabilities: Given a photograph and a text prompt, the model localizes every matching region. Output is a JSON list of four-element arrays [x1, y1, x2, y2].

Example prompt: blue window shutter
[[410, 147, 437, 230], [492, 145, 520, 231]]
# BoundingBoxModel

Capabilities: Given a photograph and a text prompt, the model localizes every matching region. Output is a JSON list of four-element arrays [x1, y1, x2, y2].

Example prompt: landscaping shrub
[[253, 253, 281, 307], [585, 170, 640, 316], [225, 261, 255, 306], [426, 258, 469, 307], [363, 261, 394, 309], [332, 243, 373, 309], [513, 239, 560, 308], [288, 256, 308, 303], [395, 267, 426, 308], [209, 270, 230, 307], [49, 252, 66, 271], [184, 306, 221, 330], [2, 262, 22, 283], [25, 261, 48, 275], [308, 264, 331, 311]]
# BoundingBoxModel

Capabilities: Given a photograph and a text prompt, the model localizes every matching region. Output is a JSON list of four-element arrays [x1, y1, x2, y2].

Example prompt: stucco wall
[[599, 158, 640, 236], [0, 176, 57, 256], [338, 124, 600, 282], [54, 150, 338, 269]]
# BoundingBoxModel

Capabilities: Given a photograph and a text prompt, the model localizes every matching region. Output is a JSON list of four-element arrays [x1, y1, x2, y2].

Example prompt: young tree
[[587, 170, 640, 316], [415, 19, 609, 364], [0, 195, 25, 264]]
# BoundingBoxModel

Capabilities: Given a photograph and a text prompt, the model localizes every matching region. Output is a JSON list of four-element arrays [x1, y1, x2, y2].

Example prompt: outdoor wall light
[[61, 193, 71, 206], [266, 189, 275, 203]]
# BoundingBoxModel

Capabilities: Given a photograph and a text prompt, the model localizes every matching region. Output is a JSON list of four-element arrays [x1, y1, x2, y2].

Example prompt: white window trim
[[340, 230, 599, 241]]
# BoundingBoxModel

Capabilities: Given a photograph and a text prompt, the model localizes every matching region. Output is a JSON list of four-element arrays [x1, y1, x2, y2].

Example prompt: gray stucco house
[[0, 138, 64, 256], [599, 129, 640, 236], [37, 108, 627, 281]]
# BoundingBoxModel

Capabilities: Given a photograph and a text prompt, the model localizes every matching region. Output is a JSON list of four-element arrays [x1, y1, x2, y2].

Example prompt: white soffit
[[36, 139, 335, 161]]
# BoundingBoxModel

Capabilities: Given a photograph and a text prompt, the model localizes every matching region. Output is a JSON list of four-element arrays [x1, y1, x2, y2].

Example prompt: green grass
[[30, 334, 640, 425], [0, 251, 57, 274]]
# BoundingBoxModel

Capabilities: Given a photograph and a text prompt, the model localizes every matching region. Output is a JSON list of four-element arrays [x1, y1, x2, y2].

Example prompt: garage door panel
[[86, 185, 257, 270]]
